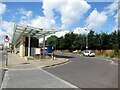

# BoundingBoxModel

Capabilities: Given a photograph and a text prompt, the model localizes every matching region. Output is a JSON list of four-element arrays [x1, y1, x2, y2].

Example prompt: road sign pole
[[6, 46, 8, 66], [4, 35, 9, 66]]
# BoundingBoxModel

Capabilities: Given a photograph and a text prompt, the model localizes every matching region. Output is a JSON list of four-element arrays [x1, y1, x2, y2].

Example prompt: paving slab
[[0, 51, 5, 88], [1, 53, 78, 89], [1, 69, 77, 88]]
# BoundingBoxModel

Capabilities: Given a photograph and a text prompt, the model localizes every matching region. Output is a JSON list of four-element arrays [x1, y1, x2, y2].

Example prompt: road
[[45, 53, 118, 88]]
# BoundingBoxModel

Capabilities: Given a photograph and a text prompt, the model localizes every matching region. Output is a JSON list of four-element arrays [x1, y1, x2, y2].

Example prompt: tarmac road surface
[[45, 53, 118, 88]]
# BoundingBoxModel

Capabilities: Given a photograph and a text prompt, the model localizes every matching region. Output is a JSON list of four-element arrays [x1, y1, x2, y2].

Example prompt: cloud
[[42, 0, 62, 19], [115, 10, 120, 26], [73, 27, 89, 35], [38, 30, 69, 43], [31, 16, 56, 28], [2, 1, 118, 44], [104, 0, 119, 31], [0, 3, 6, 21], [59, 0, 91, 29], [18, 8, 33, 18], [47, 30, 70, 39], [86, 8, 107, 31], [54, 30, 70, 37], [0, 3, 6, 15], [16, 7, 56, 28], [15, 0, 90, 38], [0, 0, 90, 44], [44, 27, 89, 40], [42, 0, 91, 29], [105, 0, 118, 15], [112, 10, 120, 31], [0, 29, 7, 43], [16, 8, 33, 25], [1, 21, 14, 43], [85, 0, 118, 32]]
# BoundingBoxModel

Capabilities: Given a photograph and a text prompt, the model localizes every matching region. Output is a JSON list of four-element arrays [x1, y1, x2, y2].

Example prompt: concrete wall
[[13, 35, 25, 57], [19, 35, 25, 57], [14, 36, 39, 57]]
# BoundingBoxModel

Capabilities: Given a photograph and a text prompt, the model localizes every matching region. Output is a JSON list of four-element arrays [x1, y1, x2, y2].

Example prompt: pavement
[[29, 58, 69, 69], [0, 51, 5, 88], [4, 53, 69, 69], [45, 53, 118, 88], [0, 51, 2, 88], [0, 52, 78, 89]]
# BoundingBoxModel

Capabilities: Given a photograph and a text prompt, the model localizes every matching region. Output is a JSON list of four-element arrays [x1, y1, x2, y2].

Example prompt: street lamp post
[[84, 29, 89, 50]]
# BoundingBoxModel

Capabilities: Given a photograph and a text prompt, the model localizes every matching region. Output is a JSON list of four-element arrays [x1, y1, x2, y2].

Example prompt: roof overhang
[[12, 24, 60, 45]]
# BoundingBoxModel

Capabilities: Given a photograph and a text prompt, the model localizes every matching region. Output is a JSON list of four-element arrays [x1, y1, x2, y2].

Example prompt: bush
[[109, 52, 115, 58], [104, 53, 109, 57], [95, 50, 120, 59], [95, 50, 103, 56]]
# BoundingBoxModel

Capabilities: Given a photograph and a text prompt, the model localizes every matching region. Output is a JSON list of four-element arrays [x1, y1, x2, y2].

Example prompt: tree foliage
[[45, 30, 120, 50]]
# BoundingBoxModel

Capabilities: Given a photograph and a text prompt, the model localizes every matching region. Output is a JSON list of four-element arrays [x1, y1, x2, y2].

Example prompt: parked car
[[83, 50, 95, 57]]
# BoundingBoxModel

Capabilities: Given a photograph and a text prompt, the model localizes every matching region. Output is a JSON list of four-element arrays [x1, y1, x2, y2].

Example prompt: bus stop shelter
[[12, 24, 60, 57]]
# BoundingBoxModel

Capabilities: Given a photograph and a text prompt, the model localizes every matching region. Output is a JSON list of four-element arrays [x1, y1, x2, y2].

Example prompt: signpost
[[4, 35, 9, 66]]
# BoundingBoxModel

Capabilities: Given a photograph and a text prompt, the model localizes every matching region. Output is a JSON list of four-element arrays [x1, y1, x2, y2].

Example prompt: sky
[[0, 0, 119, 44]]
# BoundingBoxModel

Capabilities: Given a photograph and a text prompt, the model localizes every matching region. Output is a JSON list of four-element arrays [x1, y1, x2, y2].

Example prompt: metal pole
[[28, 36, 31, 57], [43, 34, 45, 58], [85, 29, 88, 50], [6, 44, 8, 66]]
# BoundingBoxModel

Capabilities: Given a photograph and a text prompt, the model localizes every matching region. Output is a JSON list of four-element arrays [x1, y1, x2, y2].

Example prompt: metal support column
[[43, 34, 45, 58], [28, 36, 31, 57]]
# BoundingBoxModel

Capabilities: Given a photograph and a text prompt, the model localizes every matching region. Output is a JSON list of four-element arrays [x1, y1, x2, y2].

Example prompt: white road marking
[[1, 71, 9, 89], [40, 68, 78, 88], [90, 57, 118, 65], [109, 61, 118, 65], [105, 59, 109, 61], [8, 68, 41, 71]]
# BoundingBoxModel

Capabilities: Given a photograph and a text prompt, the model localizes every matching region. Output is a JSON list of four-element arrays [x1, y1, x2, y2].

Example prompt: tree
[[109, 30, 120, 51], [88, 30, 95, 50], [63, 32, 76, 51], [45, 35, 58, 50], [117, 30, 120, 49], [45, 30, 119, 51], [57, 36, 65, 50], [72, 34, 86, 50]]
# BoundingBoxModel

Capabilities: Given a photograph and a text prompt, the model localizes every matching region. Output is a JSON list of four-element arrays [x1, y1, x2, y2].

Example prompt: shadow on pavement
[[54, 54, 75, 58]]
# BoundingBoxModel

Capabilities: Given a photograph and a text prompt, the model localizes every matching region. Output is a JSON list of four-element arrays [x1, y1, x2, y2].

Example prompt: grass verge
[[95, 50, 120, 60]]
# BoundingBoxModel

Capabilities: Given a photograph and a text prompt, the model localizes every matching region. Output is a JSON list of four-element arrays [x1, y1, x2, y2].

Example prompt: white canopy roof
[[12, 24, 60, 45]]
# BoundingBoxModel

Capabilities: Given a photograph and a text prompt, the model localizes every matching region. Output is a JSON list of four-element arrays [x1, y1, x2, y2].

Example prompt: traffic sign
[[4, 35, 9, 43]]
